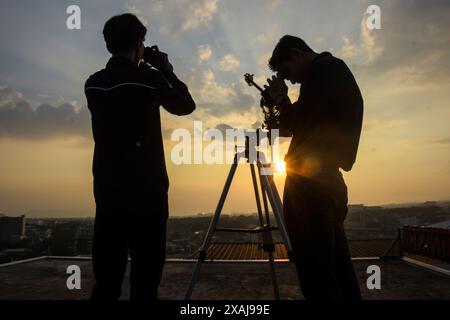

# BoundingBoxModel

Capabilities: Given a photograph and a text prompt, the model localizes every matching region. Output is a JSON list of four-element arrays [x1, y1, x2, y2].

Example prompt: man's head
[[103, 13, 147, 65], [268, 35, 316, 84]]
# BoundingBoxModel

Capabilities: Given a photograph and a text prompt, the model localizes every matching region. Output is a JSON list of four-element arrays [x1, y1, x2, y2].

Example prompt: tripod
[[184, 133, 293, 300]]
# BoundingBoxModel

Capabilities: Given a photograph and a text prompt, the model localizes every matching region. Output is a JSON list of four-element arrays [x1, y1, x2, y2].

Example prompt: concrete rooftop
[[0, 256, 449, 300]]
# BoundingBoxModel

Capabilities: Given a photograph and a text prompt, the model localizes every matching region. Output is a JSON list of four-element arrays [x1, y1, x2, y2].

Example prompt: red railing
[[402, 226, 450, 261]]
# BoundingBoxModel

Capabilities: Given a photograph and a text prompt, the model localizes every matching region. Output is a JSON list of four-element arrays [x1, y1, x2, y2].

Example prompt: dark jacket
[[279, 52, 363, 174], [84, 56, 195, 202]]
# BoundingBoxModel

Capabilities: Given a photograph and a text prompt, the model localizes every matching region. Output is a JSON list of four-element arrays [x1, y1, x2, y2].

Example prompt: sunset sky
[[0, 0, 449, 217]]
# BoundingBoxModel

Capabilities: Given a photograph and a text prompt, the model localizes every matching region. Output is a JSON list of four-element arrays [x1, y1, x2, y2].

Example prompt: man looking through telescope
[[263, 35, 363, 299]]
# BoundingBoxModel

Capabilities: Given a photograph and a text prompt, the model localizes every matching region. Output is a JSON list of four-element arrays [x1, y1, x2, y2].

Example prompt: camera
[[143, 45, 173, 73], [143, 45, 162, 64]]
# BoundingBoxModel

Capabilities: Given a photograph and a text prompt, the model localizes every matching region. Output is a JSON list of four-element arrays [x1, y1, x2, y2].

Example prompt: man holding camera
[[84, 13, 195, 300], [264, 35, 363, 299]]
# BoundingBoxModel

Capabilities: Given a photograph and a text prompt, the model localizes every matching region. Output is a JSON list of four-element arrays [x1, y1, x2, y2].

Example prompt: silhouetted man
[[264, 35, 363, 299], [84, 14, 195, 300]]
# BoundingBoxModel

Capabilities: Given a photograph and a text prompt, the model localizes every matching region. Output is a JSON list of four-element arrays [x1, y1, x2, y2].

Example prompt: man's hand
[[156, 51, 174, 73], [144, 46, 174, 74], [264, 74, 288, 100]]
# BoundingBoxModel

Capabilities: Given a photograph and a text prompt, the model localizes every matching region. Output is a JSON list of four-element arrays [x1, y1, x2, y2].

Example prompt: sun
[[274, 160, 286, 174]]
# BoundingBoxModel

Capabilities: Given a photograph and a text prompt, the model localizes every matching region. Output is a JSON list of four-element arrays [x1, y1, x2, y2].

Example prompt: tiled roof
[[190, 239, 401, 260]]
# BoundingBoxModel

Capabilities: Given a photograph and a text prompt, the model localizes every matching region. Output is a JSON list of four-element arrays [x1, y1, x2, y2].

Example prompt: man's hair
[[268, 35, 314, 71], [103, 13, 147, 54]]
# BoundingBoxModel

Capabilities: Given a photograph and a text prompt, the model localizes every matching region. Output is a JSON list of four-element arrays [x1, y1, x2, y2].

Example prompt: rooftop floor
[[0, 256, 449, 300]]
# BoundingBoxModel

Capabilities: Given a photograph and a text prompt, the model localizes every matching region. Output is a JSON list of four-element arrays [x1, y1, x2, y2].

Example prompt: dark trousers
[[91, 188, 168, 300], [283, 172, 361, 300]]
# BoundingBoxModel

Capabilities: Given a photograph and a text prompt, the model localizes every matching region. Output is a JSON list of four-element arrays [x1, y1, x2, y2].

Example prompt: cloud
[[126, 0, 219, 35], [126, 3, 149, 26], [0, 86, 90, 140], [180, 0, 219, 32], [196, 69, 236, 104], [337, 36, 357, 59], [360, 16, 383, 63], [0, 85, 24, 106], [251, 121, 261, 129], [432, 138, 450, 145], [264, 0, 283, 11], [337, 1, 450, 97], [206, 110, 260, 130], [197, 44, 212, 65], [378, 62, 444, 94], [257, 52, 272, 68], [148, 0, 165, 12], [215, 123, 234, 134], [185, 69, 255, 119], [362, 117, 408, 133], [254, 24, 281, 45], [335, 20, 382, 64], [219, 54, 240, 72]]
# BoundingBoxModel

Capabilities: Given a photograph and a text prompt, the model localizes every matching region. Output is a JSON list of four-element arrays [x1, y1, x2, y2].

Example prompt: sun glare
[[275, 160, 286, 174]]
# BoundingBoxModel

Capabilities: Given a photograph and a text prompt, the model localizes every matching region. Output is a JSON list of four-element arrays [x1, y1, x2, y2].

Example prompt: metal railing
[[402, 226, 450, 261]]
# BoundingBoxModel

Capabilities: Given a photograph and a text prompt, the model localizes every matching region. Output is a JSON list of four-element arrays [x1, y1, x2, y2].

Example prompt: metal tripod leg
[[250, 163, 280, 299], [184, 154, 241, 300], [257, 160, 293, 254], [184, 149, 293, 300], [249, 163, 264, 226]]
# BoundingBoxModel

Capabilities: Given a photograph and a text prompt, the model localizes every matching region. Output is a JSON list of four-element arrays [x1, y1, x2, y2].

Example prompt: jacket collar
[[106, 56, 137, 69]]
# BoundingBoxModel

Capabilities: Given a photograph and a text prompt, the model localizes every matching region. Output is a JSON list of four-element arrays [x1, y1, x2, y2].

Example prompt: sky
[[0, 0, 449, 217]]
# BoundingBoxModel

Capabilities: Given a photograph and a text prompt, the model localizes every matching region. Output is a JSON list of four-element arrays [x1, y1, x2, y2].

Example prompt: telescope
[[244, 73, 282, 132]]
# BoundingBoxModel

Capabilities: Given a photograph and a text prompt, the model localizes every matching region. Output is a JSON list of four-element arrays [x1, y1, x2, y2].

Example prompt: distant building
[[0, 214, 26, 245], [365, 206, 384, 210], [425, 220, 450, 229], [73, 220, 94, 255], [399, 217, 419, 226], [348, 204, 365, 213]]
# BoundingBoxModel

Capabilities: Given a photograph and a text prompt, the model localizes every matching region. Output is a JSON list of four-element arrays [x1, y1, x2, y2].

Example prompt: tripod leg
[[184, 159, 240, 300], [253, 164, 281, 299], [267, 251, 280, 299], [259, 175, 272, 226], [250, 163, 264, 225], [263, 174, 293, 252], [258, 164, 293, 254]]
